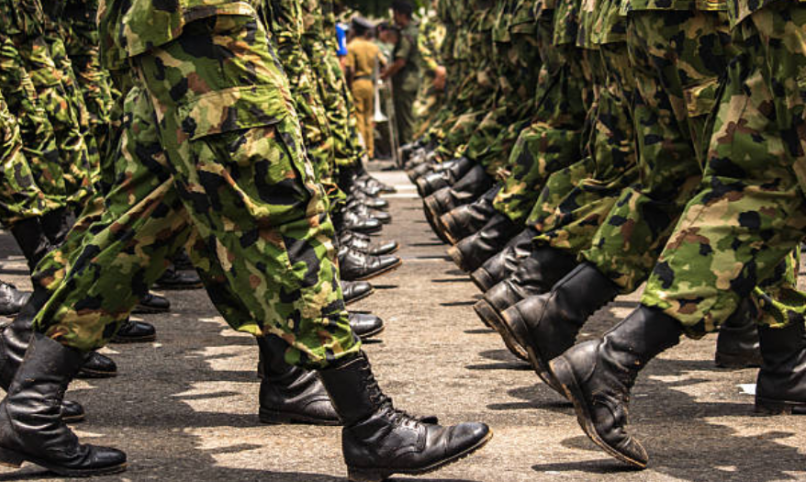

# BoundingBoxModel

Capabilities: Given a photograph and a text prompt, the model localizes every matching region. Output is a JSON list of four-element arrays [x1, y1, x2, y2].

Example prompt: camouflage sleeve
[[418, 22, 441, 74]]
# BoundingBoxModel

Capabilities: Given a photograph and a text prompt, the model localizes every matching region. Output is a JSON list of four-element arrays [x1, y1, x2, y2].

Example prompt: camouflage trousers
[[530, 44, 639, 255], [12, 31, 94, 207], [581, 10, 733, 293], [0, 36, 67, 205], [642, 1, 806, 335], [0, 89, 61, 226], [32, 15, 359, 368], [493, 43, 590, 225]]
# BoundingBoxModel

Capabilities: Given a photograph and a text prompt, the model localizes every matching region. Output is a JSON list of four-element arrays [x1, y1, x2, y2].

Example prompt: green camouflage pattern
[[34, 10, 360, 368], [529, 41, 639, 255], [0, 89, 62, 225], [642, 1, 806, 334], [581, 10, 733, 293], [492, 12, 591, 225], [414, 8, 446, 134]]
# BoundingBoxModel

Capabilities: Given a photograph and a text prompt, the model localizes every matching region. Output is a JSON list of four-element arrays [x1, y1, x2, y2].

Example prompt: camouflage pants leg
[[641, 2, 806, 335], [14, 33, 93, 207], [581, 11, 732, 292], [0, 89, 60, 225], [529, 45, 639, 255], [493, 46, 590, 225], [436, 110, 488, 161], [0, 37, 67, 203], [394, 87, 417, 148]]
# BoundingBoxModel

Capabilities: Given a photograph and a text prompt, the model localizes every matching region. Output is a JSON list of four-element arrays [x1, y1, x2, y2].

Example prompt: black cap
[[392, 0, 414, 16]]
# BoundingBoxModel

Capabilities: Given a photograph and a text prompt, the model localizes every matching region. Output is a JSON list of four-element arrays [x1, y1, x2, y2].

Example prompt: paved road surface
[[0, 170, 802, 481]]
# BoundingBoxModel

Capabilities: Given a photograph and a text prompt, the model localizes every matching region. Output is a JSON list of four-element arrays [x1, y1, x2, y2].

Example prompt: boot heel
[[0, 447, 25, 468], [347, 467, 389, 482], [755, 397, 797, 415]]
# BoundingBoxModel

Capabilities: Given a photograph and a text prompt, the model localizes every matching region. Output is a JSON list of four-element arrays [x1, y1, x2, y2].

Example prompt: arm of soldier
[[381, 33, 411, 80], [344, 47, 356, 89]]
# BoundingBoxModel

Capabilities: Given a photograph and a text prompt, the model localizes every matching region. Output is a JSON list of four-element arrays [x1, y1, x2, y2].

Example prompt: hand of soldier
[[433, 65, 447, 90]]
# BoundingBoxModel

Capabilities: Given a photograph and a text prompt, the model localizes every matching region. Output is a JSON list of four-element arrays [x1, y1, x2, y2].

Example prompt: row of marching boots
[[401, 140, 762, 372]]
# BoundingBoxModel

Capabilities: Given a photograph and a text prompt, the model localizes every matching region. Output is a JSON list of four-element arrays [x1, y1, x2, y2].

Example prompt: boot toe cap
[[448, 422, 491, 454], [61, 400, 85, 423]]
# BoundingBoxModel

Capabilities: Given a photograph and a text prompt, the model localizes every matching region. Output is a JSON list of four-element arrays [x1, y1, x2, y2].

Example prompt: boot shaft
[[318, 351, 386, 426]]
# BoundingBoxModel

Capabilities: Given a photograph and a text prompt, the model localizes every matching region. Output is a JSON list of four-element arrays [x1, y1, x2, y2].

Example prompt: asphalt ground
[[0, 169, 803, 481]]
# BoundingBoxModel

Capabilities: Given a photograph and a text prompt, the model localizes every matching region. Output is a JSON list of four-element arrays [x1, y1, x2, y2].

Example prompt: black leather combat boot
[[474, 246, 577, 336], [10, 218, 52, 271], [355, 169, 396, 195], [132, 292, 171, 314], [470, 228, 538, 292], [40, 207, 76, 247], [416, 156, 474, 197], [342, 280, 374, 305], [550, 306, 682, 469], [498, 263, 620, 385], [319, 351, 492, 482], [338, 246, 402, 281], [349, 312, 385, 340], [339, 230, 399, 256], [0, 333, 127, 475], [715, 298, 762, 369], [257, 335, 340, 425], [155, 264, 203, 290], [348, 189, 389, 210], [447, 213, 520, 273], [0, 282, 30, 316], [755, 321, 806, 414], [423, 165, 494, 222], [111, 318, 156, 344], [0, 293, 85, 422], [346, 200, 392, 224], [439, 186, 500, 245], [76, 352, 118, 379], [334, 207, 383, 235]]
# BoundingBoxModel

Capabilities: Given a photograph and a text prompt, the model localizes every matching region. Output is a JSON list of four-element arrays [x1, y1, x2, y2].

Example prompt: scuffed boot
[[498, 263, 619, 387], [10, 218, 52, 270], [715, 299, 762, 369], [257, 335, 339, 425], [340, 231, 399, 256], [132, 292, 171, 314], [39, 207, 76, 247], [343, 280, 374, 305], [0, 333, 127, 475], [155, 264, 203, 290], [416, 157, 474, 197], [474, 246, 577, 336], [0, 282, 30, 316], [755, 321, 806, 414], [349, 312, 385, 340], [470, 228, 539, 292], [551, 306, 682, 469], [423, 165, 494, 222], [111, 318, 156, 344], [76, 352, 117, 379], [319, 352, 492, 482], [0, 295, 85, 422], [439, 186, 500, 245], [338, 246, 402, 281], [448, 213, 520, 273]]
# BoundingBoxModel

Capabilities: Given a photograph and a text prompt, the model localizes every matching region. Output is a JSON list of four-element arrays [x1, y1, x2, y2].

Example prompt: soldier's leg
[[552, 4, 806, 470]]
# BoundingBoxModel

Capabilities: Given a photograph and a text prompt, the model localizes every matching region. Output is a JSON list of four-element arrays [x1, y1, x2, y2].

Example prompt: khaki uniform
[[345, 37, 380, 158]]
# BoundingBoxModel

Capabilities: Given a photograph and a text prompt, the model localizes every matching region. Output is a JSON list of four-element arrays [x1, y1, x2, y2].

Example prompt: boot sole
[[470, 268, 496, 293], [111, 334, 157, 344], [61, 413, 86, 424], [500, 310, 565, 394], [357, 325, 385, 341], [755, 397, 806, 415], [551, 356, 647, 469], [0, 447, 127, 477], [76, 368, 118, 379], [154, 283, 203, 291], [477, 301, 528, 361], [446, 246, 466, 272], [345, 288, 376, 306], [349, 260, 403, 282], [714, 352, 762, 369], [258, 409, 340, 426], [347, 429, 493, 482], [131, 305, 171, 315]]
